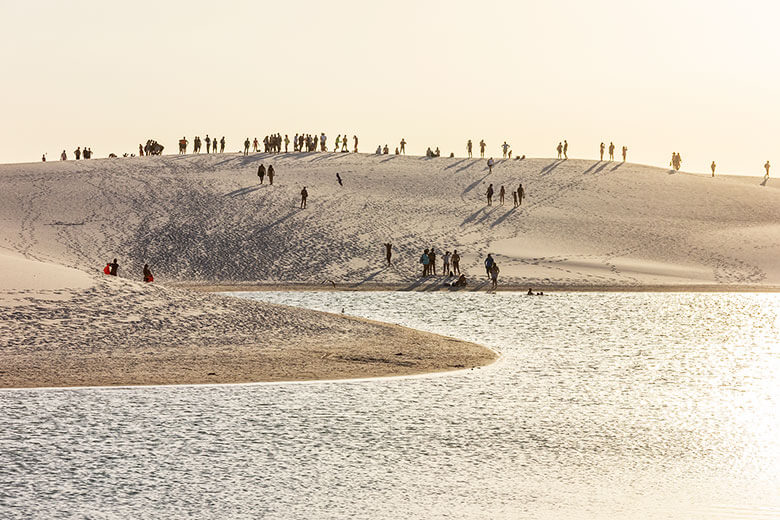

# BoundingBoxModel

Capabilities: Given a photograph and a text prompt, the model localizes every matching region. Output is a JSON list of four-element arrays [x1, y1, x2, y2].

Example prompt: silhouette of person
[[501, 141, 510, 158], [243, 138, 250, 156], [268, 165, 275, 184], [711, 161, 716, 177], [353, 135, 359, 153], [557, 142, 563, 159], [452, 250, 460, 275], [622, 146, 627, 162], [484, 253, 494, 279], [400, 138, 406, 154], [517, 183, 525, 206], [563, 140, 568, 160], [384, 243, 392, 265], [480, 139, 486, 158], [600, 142, 605, 161], [486, 183, 494, 206], [499, 185, 505, 205], [765, 160, 771, 179], [487, 157, 494, 174], [300, 186, 308, 209], [143, 264, 153, 283], [467, 139, 473, 158], [109, 258, 119, 276], [608, 142, 615, 161], [258, 164, 265, 183], [513, 191, 518, 207]]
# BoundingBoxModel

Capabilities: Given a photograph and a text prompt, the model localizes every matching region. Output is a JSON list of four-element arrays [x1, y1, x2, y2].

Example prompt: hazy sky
[[2, 0, 777, 175]]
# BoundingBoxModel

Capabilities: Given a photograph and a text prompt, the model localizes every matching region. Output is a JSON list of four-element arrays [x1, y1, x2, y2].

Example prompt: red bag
[[145, 275, 154, 283], [103, 264, 111, 275]]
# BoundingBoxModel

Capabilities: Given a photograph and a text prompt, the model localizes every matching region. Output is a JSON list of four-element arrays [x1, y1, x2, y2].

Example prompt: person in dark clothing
[[268, 165, 275, 185], [109, 258, 119, 276], [75, 147, 81, 160], [484, 254, 494, 279], [517, 184, 525, 206], [143, 264, 153, 282], [337, 173, 343, 186], [499, 185, 505, 205], [428, 248, 437, 275], [420, 249, 430, 276], [384, 243, 392, 265], [220, 136, 226, 153], [452, 250, 460, 275], [258, 164, 266, 183], [486, 184, 494, 206], [300, 186, 308, 209]]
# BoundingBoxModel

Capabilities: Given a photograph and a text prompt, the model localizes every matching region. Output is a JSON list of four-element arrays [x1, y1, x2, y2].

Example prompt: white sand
[[0, 152, 777, 387], [1, 153, 775, 288]]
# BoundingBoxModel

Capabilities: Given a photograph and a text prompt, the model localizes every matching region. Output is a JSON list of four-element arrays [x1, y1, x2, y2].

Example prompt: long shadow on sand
[[541, 160, 564, 175], [462, 206, 499, 226], [461, 171, 493, 198], [444, 158, 468, 170], [489, 207, 517, 228], [225, 186, 261, 198]]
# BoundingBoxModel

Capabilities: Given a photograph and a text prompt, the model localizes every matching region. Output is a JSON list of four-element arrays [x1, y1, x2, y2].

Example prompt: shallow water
[[1, 292, 779, 519]]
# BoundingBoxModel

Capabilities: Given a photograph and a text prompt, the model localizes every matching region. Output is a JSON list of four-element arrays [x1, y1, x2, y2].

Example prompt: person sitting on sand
[[108, 258, 119, 276], [143, 264, 154, 283], [452, 274, 467, 287], [527, 288, 534, 295]]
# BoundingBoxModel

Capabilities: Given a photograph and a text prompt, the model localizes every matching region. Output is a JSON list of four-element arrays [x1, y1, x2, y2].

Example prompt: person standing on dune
[[400, 138, 406, 154], [353, 135, 359, 153], [487, 157, 494, 174], [205, 135, 211, 153], [467, 139, 473, 158], [429, 248, 437, 275], [300, 186, 308, 209], [384, 243, 392, 265], [499, 185, 505, 205], [563, 140, 568, 160], [622, 146, 627, 162], [517, 183, 525, 206], [243, 138, 250, 156], [109, 258, 119, 276], [765, 161, 771, 180], [513, 190, 518, 207], [220, 136, 226, 153], [480, 139, 486, 158], [267, 165, 275, 185], [486, 183, 494, 206], [557, 142, 563, 159], [711, 161, 716, 176], [257, 164, 265, 184], [609, 142, 615, 161], [452, 250, 460, 275], [501, 141, 510, 158], [484, 253, 494, 279], [490, 262, 500, 290], [600, 142, 605, 161], [420, 249, 430, 277]]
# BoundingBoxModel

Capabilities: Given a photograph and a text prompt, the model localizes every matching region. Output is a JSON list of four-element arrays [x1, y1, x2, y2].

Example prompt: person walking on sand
[[512, 190, 518, 207], [600, 142, 605, 161], [143, 264, 154, 283], [480, 139, 486, 158], [452, 250, 461, 275], [268, 164, 275, 185], [622, 145, 627, 162], [428, 248, 437, 275], [557, 142, 563, 159], [353, 135, 359, 153], [384, 243, 392, 265], [400, 138, 406, 154], [257, 163, 266, 183], [467, 139, 473, 158], [563, 140, 568, 160], [486, 183, 494, 206], [490, 262, 499, 290], [487, 157, 494, 174], [336, 172, 343, 186], [501, 141, 510, 158], [499, 185, 505, 205], [711, 161, 716, 177], [109, 258, 119, 276], [420, 249, 430, 277], [765, 160, 771, 180], [443, 250, 451, 275], [517, 183, 525, 206], [300, 186, 308, 209], [608, 142, 615, 161], [484, 253, 494, 279]]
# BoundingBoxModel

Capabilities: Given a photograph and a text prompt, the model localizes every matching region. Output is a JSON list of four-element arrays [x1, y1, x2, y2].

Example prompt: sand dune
[[1, 152, 776, 289]]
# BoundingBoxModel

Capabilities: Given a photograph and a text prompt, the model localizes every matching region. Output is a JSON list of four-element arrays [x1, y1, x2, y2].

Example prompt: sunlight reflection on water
[[1, 292, 778, 519]]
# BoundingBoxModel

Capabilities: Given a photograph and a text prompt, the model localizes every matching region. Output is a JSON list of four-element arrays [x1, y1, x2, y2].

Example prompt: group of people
[[418, 248, 462, 278], [670, 152, 682, 171], [599, 141, 627, 162], [485, 183, 525, 207], [102, 258, 154, 283], [256, 163, 276, 184], [139, 140, 164, 156], [178, 136, 227, 154], [466, 139, 488, 158], [57, 147, 94, 161]]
